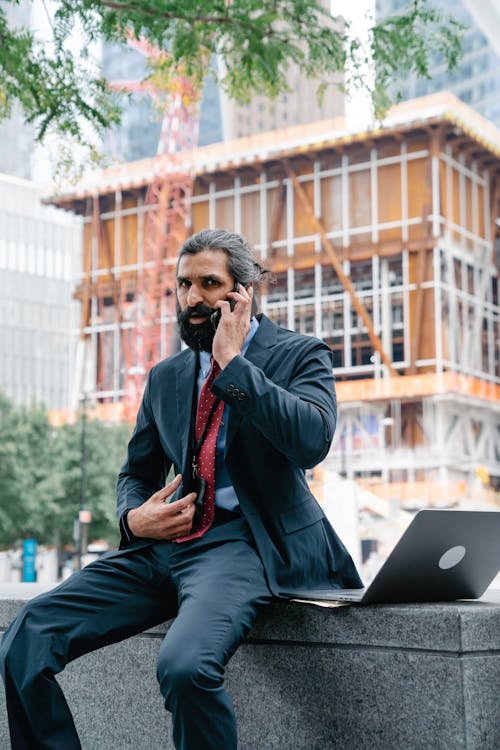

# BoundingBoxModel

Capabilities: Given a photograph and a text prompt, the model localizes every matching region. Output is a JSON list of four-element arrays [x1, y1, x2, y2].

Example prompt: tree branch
[[100, 0, 267, 32]]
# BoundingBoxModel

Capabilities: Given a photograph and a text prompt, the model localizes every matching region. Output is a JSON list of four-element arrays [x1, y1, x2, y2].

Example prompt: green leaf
[[0, 0, 465, 179]]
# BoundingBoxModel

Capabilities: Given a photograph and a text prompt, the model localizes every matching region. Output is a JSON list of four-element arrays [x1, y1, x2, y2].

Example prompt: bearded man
[[0, 228, 361, 750]]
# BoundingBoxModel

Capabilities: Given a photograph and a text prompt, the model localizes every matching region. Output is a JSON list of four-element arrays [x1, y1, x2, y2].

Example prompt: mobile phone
[[210, 283, 239, 330]]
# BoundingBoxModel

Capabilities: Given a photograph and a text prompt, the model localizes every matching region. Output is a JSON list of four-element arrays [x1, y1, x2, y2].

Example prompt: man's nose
[[187, 284, 203, 307]]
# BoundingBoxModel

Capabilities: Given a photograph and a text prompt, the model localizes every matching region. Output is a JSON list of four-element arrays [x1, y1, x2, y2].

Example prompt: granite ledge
[[1, 585, 499, 750], [0, 584, 499, 654]]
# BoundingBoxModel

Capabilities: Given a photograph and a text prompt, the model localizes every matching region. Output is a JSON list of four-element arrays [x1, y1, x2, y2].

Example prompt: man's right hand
[[127, 474, 197, 541]]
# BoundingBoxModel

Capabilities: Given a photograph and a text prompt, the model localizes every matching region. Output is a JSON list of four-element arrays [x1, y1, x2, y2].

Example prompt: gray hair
[[177, 229, 269, 288]]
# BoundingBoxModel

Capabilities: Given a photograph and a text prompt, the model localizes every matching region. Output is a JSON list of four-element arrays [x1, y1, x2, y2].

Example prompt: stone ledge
[[1, 585, 499, 750]]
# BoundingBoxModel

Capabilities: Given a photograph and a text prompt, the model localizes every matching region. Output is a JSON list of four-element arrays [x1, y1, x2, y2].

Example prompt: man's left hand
[[212, 283, 253, 369]]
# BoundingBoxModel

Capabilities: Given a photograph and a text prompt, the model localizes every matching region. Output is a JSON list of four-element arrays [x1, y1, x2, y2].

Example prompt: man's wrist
[[215, 352, 239, 370]]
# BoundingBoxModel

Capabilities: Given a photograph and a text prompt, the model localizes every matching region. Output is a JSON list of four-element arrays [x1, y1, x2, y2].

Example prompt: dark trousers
[[0, 515, 273, 750]]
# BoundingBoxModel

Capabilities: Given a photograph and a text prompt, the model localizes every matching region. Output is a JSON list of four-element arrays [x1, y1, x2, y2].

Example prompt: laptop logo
[[439, 545, 466, 570]]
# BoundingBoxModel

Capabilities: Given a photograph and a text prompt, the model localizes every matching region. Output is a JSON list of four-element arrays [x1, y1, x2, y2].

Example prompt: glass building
[[0, 1, 35, 180], [0, 173, 82, 410], [376, 0, 500, 127]]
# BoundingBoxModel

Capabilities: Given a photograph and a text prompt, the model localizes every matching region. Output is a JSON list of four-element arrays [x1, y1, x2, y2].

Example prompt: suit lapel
[[175, 348, 197, 471]]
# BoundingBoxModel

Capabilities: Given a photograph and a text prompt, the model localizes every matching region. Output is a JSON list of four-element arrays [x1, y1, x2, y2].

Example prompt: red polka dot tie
[[176, 358, 224, 542]]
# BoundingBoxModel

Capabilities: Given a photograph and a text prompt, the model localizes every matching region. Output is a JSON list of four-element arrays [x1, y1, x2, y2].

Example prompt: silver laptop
[[293, 509, 500, 604]]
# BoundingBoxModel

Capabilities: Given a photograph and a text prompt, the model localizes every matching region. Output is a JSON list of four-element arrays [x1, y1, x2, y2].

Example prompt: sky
[[333, 0, 376, 129]]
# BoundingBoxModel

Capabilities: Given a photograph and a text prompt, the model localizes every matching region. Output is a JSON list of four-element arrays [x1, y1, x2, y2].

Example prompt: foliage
[[0, 2, 121, 140], [49, 415, 131, 546], [371, 0, 465, 117], [0, 392, 130, 548], [0, 0, 464, 161], [0, 394, 55, 543]]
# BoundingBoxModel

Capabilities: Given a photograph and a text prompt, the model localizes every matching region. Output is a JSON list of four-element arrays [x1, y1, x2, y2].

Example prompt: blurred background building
[[221, 65, 344, 140], [221, 0, 344, 139], [376, 0, 500, 127], [0, 173, 81, 410], [0, 0, 35, 180]]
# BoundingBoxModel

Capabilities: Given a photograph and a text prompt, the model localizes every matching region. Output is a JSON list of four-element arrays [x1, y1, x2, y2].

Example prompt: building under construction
[[53, 93, 500, 510]]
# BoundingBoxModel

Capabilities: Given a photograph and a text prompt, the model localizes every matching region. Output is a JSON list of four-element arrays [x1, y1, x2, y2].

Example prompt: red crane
[[109, 36, 201, 420]]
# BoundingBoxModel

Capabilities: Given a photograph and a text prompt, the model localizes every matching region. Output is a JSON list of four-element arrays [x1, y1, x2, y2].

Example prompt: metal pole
[[77, 393, 88, 571]]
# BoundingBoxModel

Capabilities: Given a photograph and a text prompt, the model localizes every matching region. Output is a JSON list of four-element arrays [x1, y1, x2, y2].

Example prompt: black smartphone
[[210, 283, 239, 330]]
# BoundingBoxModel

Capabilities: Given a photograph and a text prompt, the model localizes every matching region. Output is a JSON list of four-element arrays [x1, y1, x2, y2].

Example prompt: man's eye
[[205, 279, 220, 287], [178, 280, 190, 288]]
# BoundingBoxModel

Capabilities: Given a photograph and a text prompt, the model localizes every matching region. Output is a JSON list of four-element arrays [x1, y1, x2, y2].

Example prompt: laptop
[[292, 509, 500, 605]]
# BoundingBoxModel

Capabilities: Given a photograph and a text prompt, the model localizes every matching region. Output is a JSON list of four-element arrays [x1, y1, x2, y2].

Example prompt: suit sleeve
[[116, 368, 170, 523], [212, 338, 336, 469]]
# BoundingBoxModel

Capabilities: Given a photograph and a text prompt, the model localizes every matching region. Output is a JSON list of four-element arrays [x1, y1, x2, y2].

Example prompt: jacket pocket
[[280, 500, 325, 534]]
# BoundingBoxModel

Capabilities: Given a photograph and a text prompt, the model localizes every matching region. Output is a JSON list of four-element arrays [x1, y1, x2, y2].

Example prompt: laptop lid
[[360, 509, 500, 604], [292, 509, 500, 604]]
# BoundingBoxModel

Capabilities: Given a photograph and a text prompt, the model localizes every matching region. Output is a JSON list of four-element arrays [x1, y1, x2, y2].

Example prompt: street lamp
[[76, 392, 91, 570]]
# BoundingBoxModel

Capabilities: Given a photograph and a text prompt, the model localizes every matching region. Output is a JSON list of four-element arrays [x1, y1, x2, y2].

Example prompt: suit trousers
[[0, 515, 273, 750]]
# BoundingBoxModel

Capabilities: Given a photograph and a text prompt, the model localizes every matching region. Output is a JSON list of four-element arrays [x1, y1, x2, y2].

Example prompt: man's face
[[176, 248, 235, 351]]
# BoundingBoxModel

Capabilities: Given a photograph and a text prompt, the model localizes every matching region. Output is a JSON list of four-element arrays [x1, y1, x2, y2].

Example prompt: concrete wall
[[0, 585, 499, 750]]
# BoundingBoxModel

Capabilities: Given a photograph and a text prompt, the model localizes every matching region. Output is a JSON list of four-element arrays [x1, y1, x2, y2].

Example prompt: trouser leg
[[0, 547, 177, 750], [155, 532, 273, 750]]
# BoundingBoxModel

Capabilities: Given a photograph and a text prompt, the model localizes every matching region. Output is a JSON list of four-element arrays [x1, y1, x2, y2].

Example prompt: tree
[[49, 415, 131, 547], [0, 0, 464, 158], [0, 394, 55, 544], [0, 392, 130, 549]]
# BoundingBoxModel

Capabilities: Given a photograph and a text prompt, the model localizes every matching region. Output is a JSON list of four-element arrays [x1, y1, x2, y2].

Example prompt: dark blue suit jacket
[[117, 314, 362, 596]]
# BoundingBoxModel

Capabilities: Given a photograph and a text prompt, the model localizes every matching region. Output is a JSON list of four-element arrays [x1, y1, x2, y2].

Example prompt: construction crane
[[109, 36, 202, 420]]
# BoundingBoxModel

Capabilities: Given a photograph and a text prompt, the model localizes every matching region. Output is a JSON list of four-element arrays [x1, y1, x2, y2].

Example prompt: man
[[0, 228, 362, 750]]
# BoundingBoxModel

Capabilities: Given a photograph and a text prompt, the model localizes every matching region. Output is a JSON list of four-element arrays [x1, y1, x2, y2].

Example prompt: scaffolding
[[52, 92, 500, 505], [107, 36, 201, 416]]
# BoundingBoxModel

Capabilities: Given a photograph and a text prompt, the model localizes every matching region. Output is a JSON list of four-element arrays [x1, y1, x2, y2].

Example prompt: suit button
[[227, 383, 246, 400]]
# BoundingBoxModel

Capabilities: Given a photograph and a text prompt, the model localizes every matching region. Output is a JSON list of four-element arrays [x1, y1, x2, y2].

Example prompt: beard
[[177, 301, 216, 352]]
